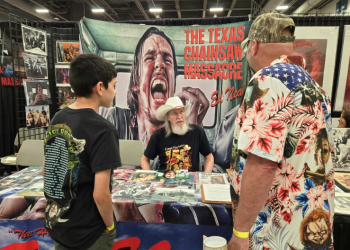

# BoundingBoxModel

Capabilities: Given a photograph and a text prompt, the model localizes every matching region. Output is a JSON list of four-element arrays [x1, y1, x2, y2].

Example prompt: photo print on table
[[112, 182, 153, 203], [58, 87, 76, 109], [55, 64, 70, 86], [333, 128, 350, 171], [150, 187, 195, 203], [25, 105, 50, 128], [21, 24, 47, 56], [56, 41, 80, 63], [130, 170, 158, 182], [23, 79, 51, 105], [23, 53, 48, 79]]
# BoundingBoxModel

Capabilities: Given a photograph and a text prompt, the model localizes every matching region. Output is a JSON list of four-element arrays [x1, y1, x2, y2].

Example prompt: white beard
[[171, 122, 189, 136]]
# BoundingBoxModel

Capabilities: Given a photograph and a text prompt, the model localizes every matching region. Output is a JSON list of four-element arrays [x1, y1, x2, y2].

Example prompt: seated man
[[141, 96, 213, 173]]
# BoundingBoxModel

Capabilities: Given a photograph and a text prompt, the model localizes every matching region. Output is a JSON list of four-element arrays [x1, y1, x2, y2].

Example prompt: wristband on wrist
[[106, 223, 114, 232], [233, 228, 249, 238]]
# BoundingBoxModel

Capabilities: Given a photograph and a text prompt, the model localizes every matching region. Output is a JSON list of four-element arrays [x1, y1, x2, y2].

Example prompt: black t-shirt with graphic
[[144, 124, 212, 172], [43, 107, 121, 249]]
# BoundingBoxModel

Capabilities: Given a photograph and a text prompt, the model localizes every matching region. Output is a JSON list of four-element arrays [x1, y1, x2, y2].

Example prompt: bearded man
[[140, 96, 213, 172]]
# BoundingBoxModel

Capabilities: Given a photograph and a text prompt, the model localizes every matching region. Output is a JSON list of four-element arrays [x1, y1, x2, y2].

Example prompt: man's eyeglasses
[[279, 36, 295, 43]]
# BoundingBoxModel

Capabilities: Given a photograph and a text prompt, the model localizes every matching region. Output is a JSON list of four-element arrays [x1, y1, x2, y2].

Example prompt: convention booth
[[1, 14, 350, 250]]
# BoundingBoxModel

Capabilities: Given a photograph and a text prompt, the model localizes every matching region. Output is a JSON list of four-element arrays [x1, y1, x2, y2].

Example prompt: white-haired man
[[141, 96, 213, 173]]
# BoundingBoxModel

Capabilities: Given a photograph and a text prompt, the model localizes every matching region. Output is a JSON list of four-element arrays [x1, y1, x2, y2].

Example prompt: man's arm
[[94, 169, 114, 230], [228, 153, 278, 249], [203, 153, 214, 173], [140, 155, 151, 170]]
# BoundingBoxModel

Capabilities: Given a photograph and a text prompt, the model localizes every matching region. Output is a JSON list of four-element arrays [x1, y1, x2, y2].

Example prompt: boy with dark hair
[[43, 54, 121, 249]]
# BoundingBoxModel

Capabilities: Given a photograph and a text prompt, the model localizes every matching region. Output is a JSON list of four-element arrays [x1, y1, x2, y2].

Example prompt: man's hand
[[228, 233, 249, 250], [42, 94, 48, 102], [33, 94, 41, 104], [177, 87, 209, 126]]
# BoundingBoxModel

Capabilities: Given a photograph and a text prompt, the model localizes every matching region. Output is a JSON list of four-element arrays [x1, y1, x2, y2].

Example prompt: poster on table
[[333, 128, 350, 171], [55, 64, 70, 86], [23, 52, 48, 79], [21, 24, 47, 56], [293, 26, 339, 98], [58, 86, 76, 109], [79, 17, 251, 173], [25, 105, 50, 128], [56, 41, 80, 63], [23, 79, 51, 106], [334, 25, 350, 111]]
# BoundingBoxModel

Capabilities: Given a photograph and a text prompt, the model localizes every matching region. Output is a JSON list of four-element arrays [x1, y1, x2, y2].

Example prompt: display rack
[[6, 15, 79, 152]]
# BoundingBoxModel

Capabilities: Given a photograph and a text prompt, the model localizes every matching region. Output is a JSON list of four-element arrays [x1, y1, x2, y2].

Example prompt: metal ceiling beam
[[161, 8, 250, 12], [175, 0, 181, 18], [2, 0, 58, 21], [293, 0, 324, 14], [280, 0, 297, 14], [97, 0, 120, 18], [202, 0, 207, 18], [29, 0, 69, 20], [133, 0, 150, 20], [227, 0, 237, 17], [260, 0, 284, 14], [84, 0, 116, 21]]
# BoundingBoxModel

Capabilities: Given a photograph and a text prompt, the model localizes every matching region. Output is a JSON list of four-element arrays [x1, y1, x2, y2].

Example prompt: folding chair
[[16, 140, 45, 171], [119, 140, 144, 166]]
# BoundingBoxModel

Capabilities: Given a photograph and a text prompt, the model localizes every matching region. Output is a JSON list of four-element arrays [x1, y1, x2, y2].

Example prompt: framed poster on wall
[[334, 25, 350, 112], [293, 26, 339, 98]]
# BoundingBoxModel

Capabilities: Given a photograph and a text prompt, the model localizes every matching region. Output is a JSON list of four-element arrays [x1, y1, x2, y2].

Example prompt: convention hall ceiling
[[0, 0, 335, 22]]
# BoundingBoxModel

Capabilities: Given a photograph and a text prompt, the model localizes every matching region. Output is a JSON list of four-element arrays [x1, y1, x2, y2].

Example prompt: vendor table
[[0, 167, 348, 250]]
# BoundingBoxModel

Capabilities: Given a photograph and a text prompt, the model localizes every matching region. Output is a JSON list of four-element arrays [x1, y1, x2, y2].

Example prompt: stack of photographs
[[129, 170, 159, 182], [21, 24, 50, 126], [55, 41, 80, 109], [113, 169, 134, 181]]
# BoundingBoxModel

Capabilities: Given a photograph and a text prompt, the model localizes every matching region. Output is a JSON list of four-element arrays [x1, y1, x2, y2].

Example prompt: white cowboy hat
[[156, 96, 189, 121]]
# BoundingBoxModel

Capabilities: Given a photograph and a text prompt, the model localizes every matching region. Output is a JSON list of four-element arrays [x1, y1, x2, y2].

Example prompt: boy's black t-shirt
[[44, 107, 121, 249], [144, 124, 212, 172]]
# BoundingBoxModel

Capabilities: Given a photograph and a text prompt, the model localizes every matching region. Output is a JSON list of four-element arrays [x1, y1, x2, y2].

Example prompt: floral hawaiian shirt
[[229, 55, 335, 250]]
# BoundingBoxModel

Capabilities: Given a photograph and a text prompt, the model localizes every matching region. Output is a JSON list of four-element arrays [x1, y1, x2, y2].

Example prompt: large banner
[[79, 18, 251, 172]]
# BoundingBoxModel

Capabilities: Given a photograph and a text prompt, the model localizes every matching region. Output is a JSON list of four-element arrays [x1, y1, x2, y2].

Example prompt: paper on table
[[4, 157, 17, 163], [202, 184, 231, 202]]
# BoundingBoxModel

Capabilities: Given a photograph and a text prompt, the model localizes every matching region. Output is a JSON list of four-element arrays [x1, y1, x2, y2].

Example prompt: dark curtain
[[0, 22, 17, 158]]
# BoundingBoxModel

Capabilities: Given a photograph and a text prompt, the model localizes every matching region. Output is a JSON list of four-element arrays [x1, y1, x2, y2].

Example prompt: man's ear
[[94, 81, 104, 96], [250, 40, 259, 56]]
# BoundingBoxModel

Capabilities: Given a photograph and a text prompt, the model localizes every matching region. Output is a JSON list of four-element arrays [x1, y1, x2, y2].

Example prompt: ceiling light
[[54, 17, 60, 20], [92, 8, 105, 13], [210, 7, 223, 12], [36, 9, 49, 13], [150, 8, 162, 12], [276, 5, 289, 10]]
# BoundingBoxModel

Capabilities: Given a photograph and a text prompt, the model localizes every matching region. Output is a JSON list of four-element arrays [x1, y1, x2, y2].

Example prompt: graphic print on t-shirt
[[164, 144, 192, 171], [44, 123, 86, 229]]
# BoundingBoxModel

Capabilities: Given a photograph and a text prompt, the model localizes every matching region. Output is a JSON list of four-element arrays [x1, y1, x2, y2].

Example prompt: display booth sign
[[78, 18, 252, 173]]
